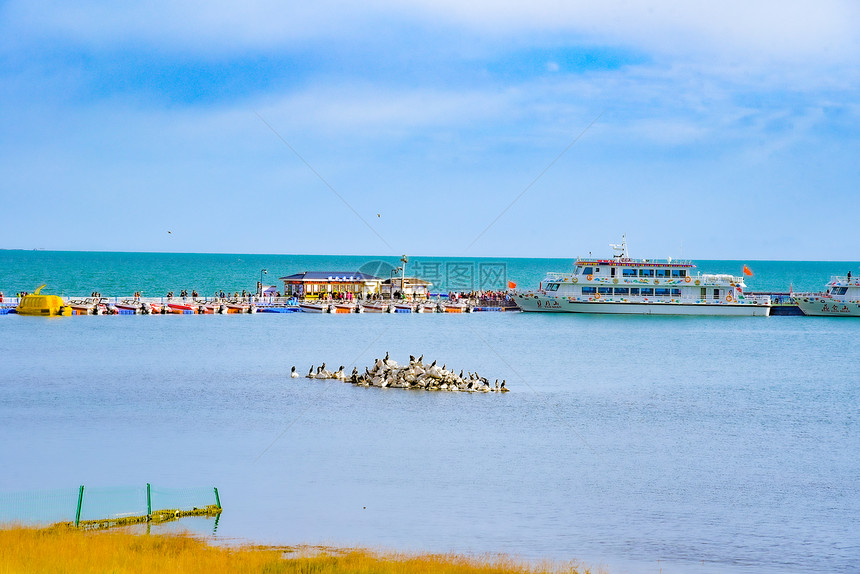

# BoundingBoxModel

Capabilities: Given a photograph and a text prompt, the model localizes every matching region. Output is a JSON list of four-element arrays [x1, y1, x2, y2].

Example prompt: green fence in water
[[0, 484, 220, 527]]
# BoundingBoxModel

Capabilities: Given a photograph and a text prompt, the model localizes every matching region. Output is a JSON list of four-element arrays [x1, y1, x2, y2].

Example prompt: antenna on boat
[[609, 234, 629, 259]]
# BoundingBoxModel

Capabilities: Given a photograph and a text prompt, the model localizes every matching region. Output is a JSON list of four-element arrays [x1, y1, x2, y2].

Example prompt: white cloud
[[400, 0, 860, 65], [256, 84, 515, 137], [2, 1, 860, 258], [4, 0, 859, 68], [0, 0, 375, 52]]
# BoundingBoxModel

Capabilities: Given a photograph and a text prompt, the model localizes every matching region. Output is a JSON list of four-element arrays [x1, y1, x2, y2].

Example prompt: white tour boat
[[793, 275, 860, 317], [514, 237, 770, 316]]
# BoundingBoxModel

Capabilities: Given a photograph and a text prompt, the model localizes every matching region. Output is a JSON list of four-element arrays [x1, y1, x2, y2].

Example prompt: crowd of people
[[448, 290, 517, 307], [150, 287, 519, 304]]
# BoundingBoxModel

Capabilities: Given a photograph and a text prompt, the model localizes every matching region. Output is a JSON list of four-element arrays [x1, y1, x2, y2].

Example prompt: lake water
[[1, 251, 858, 574]]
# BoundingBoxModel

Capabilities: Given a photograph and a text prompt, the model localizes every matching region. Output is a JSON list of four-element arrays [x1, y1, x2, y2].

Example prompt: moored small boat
[[442, 302, 469, 313], [299, 302, 330, 313], [94, 298, 111, 315], [167, 302, 197, 314], [332, 302, 356, 313], [361, 302, 389, 313], [224, 302, 251, 314], [68, 298, 97, 315], [198, 302, 225, 314], [392, 303, 414, 313], [114, 300, 144, 314], [144, 302, 163, 314], [418, 301, 439, 313]]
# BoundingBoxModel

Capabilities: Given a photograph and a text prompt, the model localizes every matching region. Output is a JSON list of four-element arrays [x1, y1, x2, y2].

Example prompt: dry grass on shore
[[0, 525, 596, 574]]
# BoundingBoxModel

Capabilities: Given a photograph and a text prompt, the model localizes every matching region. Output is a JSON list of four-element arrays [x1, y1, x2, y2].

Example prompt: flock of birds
[[290, 353, 508, 392]]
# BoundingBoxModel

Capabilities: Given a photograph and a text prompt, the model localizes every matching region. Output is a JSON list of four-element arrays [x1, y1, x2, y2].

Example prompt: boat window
[[713, 289, 721, 300], [582, 286, 597, 295], [831, 287, 848, 295], [548, 283, 560, 291], [614, 287, 629, 295], [582, 266, 593, 275], [594, 267, 600, 274], [639, 269, 654, 277], [611, 267, 616, 278], [671, 289, 682, 296], [655, 288, 671, 296], [640, 288, 654, 296], [598, 287, 612, 295], [700, 287, 707, 299], [574, 266, 582, 274], [671, 269, 687, 278], [622, 269, 637, 277], [629, 288, 640, 296], [655, 269, 669, 277]]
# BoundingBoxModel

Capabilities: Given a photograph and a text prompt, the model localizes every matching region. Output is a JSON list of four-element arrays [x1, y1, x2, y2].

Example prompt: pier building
[[278, 271, 382, 300], [380, 277, 432, 300]]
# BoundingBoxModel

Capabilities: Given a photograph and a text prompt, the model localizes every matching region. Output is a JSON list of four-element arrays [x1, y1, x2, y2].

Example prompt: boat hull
[[225, 304, 251, 314], [299, 303, 329, 313], [362, 304, 388, 313], [69, 305, 94, 315], [794, 296, 860, 317], [114, 304, 142, 314], [166, 303, 197, 314], [514, 294, 770, 316]]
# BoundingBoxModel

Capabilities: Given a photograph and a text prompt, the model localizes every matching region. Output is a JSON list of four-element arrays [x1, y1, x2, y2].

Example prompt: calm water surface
[[1, 308, 858, 574]]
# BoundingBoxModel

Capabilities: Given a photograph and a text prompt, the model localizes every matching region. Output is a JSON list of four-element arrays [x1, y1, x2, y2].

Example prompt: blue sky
[[1, 1, 859, 259]]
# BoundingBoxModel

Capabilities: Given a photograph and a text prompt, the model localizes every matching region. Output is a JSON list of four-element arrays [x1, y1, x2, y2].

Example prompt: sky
[[1, 1, 859, 260]]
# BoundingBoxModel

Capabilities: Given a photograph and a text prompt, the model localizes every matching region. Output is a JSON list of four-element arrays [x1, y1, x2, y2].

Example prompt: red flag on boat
[[743, 265, 753, 276], [508, 281, 517, 289]]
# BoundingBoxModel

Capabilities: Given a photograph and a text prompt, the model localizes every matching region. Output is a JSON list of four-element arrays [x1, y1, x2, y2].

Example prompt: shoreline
[[0, 525, 599, 574]]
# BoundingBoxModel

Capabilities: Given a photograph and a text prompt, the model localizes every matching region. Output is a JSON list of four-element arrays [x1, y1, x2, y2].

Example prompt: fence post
[[213, 487, 221, 509], [146, 483, 152, 518], [75, 485, 84, 527]]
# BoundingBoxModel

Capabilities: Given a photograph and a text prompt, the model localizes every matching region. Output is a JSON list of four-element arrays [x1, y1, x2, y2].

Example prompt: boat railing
[[544, 272, 575, 281], [699, 273, 742, 284], [742, 294, 772, 305], [829, 275, 860, 287], [575, 257, 694, 266]]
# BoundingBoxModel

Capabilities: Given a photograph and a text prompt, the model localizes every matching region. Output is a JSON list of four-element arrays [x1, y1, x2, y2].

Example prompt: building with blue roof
[[278, 271, 383, 299]]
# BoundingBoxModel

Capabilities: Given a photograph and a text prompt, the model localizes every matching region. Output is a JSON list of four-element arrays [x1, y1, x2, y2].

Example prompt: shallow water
[[2, 309, 858, 574]]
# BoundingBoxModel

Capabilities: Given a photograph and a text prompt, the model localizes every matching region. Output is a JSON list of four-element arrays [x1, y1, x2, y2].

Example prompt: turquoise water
[[1, 249, 857, 296], [1, 251, 859, 574]]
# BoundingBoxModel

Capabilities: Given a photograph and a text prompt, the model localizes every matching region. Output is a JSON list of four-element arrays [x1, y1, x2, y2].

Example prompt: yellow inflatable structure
[[16, 285, 71, 316]]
